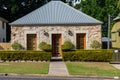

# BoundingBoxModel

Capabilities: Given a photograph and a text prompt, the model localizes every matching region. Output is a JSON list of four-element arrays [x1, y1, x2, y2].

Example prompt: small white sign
[[114, 76, 119, 79], [114, 50, 119, 53]]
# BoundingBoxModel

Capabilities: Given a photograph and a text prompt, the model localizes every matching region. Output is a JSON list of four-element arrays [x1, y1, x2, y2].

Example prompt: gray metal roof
[[102, 37, 112, 42], [113, 16, 120, 21], [10, 1, 102, 26]]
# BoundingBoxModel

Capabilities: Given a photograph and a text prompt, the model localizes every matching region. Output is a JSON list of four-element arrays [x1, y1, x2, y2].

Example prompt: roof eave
[[113, 16, 120, 21], [10, 23, 102, 26], [0, 17, 8, 22]]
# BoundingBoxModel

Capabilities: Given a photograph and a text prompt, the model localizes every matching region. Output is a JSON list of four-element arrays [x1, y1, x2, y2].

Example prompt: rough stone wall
[[11, 25, 101, 50]]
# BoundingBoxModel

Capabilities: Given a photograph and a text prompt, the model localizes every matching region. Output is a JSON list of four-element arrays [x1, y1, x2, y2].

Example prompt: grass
[[0, 62, 49, 74], [66, 62, 120, 76]]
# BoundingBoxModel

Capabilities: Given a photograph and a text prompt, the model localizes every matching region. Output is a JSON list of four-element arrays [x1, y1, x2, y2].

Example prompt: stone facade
[[11, 25, 101, 50]]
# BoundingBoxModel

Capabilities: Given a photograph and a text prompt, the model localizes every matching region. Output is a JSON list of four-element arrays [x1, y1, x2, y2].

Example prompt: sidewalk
[[112, 64, 120, 69], [48, 61, 69, 76]]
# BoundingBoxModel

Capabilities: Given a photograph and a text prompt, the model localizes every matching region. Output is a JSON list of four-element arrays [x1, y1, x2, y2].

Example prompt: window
[[76, 33, 86, 49], [119, 32, 120, 37], [2, 21, 5, 29], [3, 38, 5, 42]]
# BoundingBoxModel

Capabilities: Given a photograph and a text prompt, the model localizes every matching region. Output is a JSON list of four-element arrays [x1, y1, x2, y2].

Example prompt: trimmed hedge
[[62, 50, 113, 62], [0, 51, 51, 61]]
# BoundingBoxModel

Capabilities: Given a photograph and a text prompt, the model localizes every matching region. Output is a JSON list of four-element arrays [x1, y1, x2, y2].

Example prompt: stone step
[[110, 61, 120, 64], [50, 57, 62, 61]]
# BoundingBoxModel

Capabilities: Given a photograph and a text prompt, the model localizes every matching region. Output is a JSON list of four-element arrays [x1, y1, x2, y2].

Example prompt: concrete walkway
[[112, 64, 120, 69], [48, 61, 69, 76]]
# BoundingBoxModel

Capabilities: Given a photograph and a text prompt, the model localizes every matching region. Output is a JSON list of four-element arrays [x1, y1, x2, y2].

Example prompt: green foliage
[[11, 4, 19, 14], [66, 62, 120, 76], [11, 42, 23, 50], [0, 62, 49, 74], [62, 50, 113, 62], [117, 0, 120, 10], [0, 51, 51, 61], [42, 44, 52, 52], [90, 40, 101, 49], [74, 0, 119, 37], [62, 41, 74, 51], [39, 42, 47, 49], [39, 42, 52, 52], [0, 0, 66, 22]]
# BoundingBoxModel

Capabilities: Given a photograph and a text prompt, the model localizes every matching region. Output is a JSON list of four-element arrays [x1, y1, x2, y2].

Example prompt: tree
[[75, 0, 119, 37], [118, 0, 120, 10], [0, 0, 67, 22]]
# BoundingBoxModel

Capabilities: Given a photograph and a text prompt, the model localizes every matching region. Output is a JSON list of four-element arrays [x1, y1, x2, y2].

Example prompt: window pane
[[2, 22, 4, 29]]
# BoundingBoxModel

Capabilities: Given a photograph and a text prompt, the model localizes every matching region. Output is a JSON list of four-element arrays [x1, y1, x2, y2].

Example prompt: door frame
[[49, 31, 64, 45], [75, 31, 88, 49], [51, 34, 62, 57], [27, 34, 37, 50], [25, 31, 39, 50], [76, 33, 86, 49]]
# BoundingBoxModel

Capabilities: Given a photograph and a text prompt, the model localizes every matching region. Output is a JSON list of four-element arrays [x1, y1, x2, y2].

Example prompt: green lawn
[[66, 62, 120, 76], [0, 62, 49, 74]]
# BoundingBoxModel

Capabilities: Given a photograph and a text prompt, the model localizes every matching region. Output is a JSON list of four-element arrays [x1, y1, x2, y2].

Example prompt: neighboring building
[[0, 17, 8, 42], [10, 1, 102, 57], [102, 37, 112, 49], [111, 16, 120, 49]]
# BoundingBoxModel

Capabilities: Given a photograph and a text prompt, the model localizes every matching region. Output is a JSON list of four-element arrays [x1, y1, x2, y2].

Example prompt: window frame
[[2, 21, 5, 29], [3, 38, 5, 42], [119, 32, 120, 37]]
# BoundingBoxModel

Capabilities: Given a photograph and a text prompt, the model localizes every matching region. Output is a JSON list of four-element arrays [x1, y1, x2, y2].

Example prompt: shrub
[[62, 50, 113, 62], [39, 42, 52, 52], [38, 42, 47, 50], [42, 44, 52, 52], [62, 41, 74, 51], [90, 40, 101, 49], [0, 51, 51, 61], [11, 42, 23, 50]]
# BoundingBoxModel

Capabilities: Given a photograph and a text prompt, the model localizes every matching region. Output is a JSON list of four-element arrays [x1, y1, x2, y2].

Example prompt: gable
[[112, 21, 120, 32]]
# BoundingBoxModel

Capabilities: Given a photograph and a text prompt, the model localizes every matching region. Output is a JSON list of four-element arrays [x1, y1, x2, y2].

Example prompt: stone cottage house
[[10, 1, 102, 57], [0, 17, 8, 42], [111, 16, 120, 48]]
